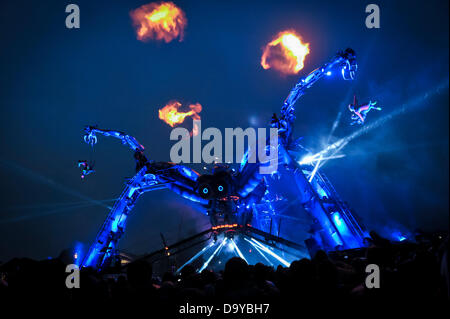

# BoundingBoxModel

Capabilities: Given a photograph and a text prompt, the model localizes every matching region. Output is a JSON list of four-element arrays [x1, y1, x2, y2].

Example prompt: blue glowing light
[[308, 156, 322, 182], [80, 49, 379, 270], [231, 239, 248, 264], [111, 216, 120, 232], [391, 231, 407, 242], [251, 243, 273, 266], [83, 248, 97, 267], [333, 212, 342, 227], [199, 237, 228, 272], [73, 242, 84, 266], [176, 241, 215, 273], [246, 238, 291, 267]]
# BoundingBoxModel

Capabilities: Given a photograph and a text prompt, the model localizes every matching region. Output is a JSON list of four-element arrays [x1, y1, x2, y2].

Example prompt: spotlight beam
[[231, 239, 248, 264], [308, 80, 449, 169], [250, 238, 291, 267], [308, 155, 322, 182], [198, 237, 228, 272], [176, 241, 215, 274], [6, 198, 118, 211], [0, 158, 113, 210], [250, 242, 274, 266], [0, 201, 108, 224], [299, 154, 345, 165], [245, 238, 291, 267]]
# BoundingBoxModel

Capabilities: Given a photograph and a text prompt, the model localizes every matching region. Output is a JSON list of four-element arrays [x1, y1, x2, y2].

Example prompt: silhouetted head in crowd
[[162, 271, 176, 283], [1, 231, 448, 303], [180, 265, 196, 280], [313, 250, 329, 263], [224, 257, 248, 283], [369, 231, 391, 248], [253, 262, 269, 282], [290, 258, 314, 277], [200, 269, 216, 285], [127, 260, 152, 289]]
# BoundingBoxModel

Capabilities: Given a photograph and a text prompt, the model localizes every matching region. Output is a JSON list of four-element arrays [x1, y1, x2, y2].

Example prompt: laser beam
[[310, 80, 449, 169], [0, 202, 105, 224], [0, 158, 113, 210]]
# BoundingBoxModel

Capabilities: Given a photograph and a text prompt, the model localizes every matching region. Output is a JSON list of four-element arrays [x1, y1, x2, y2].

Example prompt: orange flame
[[130, 2, 187, 43], [261, 30, 310, 75], [158, 101, 202, 135]]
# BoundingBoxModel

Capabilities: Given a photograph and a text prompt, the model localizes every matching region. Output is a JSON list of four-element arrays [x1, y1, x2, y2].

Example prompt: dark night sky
[[0, 0, 448, 262]]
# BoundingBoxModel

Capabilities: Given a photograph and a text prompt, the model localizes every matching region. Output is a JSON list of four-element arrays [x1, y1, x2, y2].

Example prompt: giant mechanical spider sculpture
[[80, 48, 366, 270]]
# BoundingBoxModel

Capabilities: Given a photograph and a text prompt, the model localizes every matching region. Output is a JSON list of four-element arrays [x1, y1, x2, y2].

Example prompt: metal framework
[[127, 225, 306, 273]]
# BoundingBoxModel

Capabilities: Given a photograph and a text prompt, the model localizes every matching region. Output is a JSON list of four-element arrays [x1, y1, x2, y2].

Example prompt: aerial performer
[[348, 95, 381, 125], [78, 160, 95, 179]]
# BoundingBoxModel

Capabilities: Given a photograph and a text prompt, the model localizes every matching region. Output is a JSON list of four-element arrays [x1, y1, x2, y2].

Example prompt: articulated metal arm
[[280, 48, 357, 124], [80, 125, 209, 269], [239, 49, 358, 197], [83, 126, 145, 153], [81, 167, 156, 269], [81, 163, 209, 270]]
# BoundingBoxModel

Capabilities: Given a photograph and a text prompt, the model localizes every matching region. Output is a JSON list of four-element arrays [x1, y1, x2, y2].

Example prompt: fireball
[[158, 101, 202, 135], [261, 31, 310, 75], [130, 2, 187, 42]]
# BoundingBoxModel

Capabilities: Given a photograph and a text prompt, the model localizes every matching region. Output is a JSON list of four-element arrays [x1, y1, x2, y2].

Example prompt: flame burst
[[261, 30, 310, 75], [130, 2, 187, 42], [159, 101, 202, 135]]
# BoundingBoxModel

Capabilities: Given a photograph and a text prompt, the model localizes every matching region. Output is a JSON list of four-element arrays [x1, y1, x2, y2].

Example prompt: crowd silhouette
[[1, 231, 448, 309]]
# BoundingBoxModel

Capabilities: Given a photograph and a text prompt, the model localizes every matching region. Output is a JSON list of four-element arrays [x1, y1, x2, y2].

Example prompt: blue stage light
[[246, 238, 291, 267], [231, 239, 248, 264], [250, 242, 273, 266], [308, 155, 322, 182], [333, 212, 343, 227], [176, 241, 215, 273], [199, 237, 228, 272]]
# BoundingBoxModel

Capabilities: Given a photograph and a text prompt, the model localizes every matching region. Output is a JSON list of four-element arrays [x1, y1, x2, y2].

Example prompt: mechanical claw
[[84, 126, 98, 146]]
